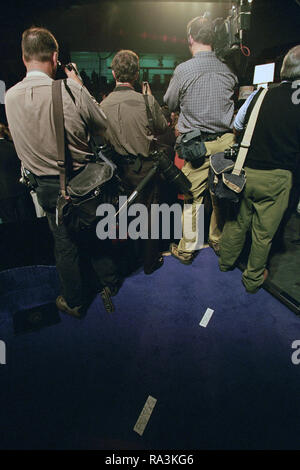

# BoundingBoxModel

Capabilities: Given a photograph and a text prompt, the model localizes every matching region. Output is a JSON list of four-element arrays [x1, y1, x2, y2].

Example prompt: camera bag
[[209, 87, 267, 203], [175, 129, 207, 166], [52, 79, 118, 232]]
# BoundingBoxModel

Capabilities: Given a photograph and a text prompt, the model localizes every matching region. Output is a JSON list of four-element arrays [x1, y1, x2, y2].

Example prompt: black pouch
[[57, 161, 120, 232], [175, 129, 207, 166]]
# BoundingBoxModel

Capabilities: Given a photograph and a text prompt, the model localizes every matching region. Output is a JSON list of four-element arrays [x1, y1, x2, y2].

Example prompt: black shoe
[[144, 256, 164, 274]]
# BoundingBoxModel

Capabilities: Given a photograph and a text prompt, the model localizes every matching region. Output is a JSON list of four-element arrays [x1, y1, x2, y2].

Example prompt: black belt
[[201, 131, 232, 142]]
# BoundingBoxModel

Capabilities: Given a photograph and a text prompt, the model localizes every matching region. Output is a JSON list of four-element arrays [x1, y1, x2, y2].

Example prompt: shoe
[[169, 243, 194, 265], [144, 256, 164, 275], [56, 295, 83, 319], [241, 269, 269, 294], [219, 264, 235, 272], [208, 240, 220, 257]]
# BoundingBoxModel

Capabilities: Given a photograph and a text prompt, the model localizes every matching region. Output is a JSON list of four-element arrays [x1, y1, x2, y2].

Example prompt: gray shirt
[[5, 71, 107, 176], [164, 51, 238, 134]]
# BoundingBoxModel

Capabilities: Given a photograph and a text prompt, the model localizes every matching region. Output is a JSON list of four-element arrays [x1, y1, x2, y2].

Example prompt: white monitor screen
[[253, 63, 275, 85]]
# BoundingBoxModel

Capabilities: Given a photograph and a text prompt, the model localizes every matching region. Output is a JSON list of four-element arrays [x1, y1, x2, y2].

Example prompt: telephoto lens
[[152, 150, 192, 195]]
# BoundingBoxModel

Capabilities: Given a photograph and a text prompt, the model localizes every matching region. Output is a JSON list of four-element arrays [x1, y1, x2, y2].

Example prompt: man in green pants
[[219, 45, 300, 293]]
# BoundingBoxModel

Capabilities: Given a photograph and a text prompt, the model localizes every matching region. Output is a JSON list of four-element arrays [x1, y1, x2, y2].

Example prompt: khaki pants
[[178, 132, 235, 255], [219, 167, 293, 292]]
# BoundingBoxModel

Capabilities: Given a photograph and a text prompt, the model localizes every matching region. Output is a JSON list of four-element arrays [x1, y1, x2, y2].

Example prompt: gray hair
[[280, 45, 300, 81]]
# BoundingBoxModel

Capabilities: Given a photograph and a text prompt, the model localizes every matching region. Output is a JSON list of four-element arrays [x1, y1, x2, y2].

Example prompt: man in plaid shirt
[[164, 16, 237, 264]]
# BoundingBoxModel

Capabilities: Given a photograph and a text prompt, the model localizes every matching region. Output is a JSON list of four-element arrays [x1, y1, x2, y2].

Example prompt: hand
[[64, 63, 83, 85], [142, 81, 152, 95]]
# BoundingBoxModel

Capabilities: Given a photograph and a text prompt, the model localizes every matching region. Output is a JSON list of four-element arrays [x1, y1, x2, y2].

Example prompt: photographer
[[164, 16, 238, 263], [100, 50, 168, 275], [219, 45, 300, 294], [5, 27, 122, 317]]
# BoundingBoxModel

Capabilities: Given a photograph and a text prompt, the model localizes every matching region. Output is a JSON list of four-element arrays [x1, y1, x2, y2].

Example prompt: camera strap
[[52, 79, 69, 198], [232, 87, 268, 176], [143, 94, 155, 135]]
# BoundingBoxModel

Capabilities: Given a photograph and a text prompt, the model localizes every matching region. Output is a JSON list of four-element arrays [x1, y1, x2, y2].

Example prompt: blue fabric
[[0, 250, 300, 449], [234, 90, 259, 131]]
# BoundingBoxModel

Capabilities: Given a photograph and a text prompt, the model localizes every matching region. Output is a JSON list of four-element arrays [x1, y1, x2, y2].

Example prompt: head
[[186, 16, 214, 54], [111, 50, 139, 84], [280, 45, 300, 82], [21, 27, 59, 78]]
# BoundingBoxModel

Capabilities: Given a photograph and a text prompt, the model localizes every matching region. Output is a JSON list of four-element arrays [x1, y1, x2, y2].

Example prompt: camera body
[[224, 143, 240, 161]]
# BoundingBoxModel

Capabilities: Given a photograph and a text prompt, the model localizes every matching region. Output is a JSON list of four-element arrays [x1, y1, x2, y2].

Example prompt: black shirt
[[243, 82, 300, 172]]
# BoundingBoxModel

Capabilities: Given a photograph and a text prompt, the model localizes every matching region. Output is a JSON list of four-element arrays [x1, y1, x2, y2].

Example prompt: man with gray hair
[[219, 45, 300, 294], [5, 27, 121, 317]]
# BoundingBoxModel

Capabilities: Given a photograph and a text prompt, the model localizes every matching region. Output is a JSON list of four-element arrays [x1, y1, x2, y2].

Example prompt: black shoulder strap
[[143, 94, 155, 134], [52, 79, 68, 197]]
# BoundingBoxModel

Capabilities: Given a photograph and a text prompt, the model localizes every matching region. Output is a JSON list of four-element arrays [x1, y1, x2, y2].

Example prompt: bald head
[[280, 45, 300, 81]]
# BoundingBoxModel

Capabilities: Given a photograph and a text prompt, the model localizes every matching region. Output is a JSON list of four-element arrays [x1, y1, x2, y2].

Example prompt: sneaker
[[56, 295, 83, 319], [169, 243, 194, 265]]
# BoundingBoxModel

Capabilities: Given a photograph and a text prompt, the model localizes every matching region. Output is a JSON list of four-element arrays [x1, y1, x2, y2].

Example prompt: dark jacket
[[0, 139, 26, 199]]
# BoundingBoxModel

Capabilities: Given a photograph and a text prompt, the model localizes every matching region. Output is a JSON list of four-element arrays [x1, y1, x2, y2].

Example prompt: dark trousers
[[0, 191, 36, 224], [119, 158, 163, 274], [36, 177, 121, 308]]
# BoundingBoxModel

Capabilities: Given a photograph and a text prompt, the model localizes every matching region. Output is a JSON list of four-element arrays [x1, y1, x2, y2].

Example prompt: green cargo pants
[[219, 167, 293, 293]]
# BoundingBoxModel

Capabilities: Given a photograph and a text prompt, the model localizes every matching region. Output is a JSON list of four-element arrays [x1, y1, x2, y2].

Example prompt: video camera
[[209, 0, 253, 82]]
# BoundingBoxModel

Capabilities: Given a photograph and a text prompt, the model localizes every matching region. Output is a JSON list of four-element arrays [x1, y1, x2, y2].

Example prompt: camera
[[210, 1, 253, 82], [224, 143, 240, 160], [150, 149, 192, 195]]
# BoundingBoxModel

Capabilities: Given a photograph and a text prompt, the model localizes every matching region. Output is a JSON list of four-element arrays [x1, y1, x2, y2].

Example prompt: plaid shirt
[[164, 51, 238, 134]]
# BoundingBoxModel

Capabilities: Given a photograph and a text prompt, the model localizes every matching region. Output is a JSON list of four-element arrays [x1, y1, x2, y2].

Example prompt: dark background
[[1, 0, 300, 89]]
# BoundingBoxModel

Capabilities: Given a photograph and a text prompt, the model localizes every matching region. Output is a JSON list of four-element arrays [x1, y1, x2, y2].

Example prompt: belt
[[202, 131, 232, 142], [178, 130, 232, 142]]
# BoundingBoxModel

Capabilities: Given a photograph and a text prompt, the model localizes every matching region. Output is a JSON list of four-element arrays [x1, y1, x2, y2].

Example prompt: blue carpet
[[0, 248, 300, 449]]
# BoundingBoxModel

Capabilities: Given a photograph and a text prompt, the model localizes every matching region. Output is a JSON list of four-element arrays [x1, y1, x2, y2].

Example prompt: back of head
[[22, 27, 58, 62], [280, 45, 300, 81], [187, 16, 214, 46], [111, 50, 139, 83]]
